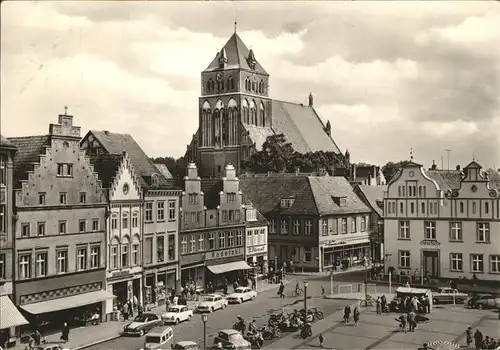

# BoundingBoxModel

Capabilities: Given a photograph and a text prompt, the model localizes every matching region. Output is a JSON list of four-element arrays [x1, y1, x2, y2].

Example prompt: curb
[[73, 334, 121, 350]]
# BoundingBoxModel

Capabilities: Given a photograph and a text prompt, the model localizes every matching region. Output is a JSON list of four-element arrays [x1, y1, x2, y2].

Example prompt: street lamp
[[201, 314, 208, 350], [303, 281, 308, 324]]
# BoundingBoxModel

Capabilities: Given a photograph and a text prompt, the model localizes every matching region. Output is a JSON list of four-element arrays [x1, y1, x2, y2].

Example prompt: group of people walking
[[342, 304, 361, 326], [466, 327, 499, 349]]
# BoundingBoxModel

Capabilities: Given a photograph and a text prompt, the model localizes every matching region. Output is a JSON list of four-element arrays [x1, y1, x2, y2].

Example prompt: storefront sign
[[420, 239, 440, 246], [247, 245, 267, 255], [206, 247, 243, 260], [112, 269, 131, 278], [324, 240, 347, 247]]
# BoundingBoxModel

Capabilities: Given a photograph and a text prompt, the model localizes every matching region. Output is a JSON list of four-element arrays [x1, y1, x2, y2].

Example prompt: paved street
[[83, 278, 348, 349]]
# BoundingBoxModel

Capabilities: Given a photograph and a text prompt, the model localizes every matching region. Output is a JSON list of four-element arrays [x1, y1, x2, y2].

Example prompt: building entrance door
[[423, 250, 439, 277]]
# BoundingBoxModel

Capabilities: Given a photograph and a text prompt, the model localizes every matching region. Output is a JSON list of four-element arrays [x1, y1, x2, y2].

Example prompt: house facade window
[[490, 255, 500, 273], [80, 192, 87, 204], [470, 254, 483, 273], [208, 233, 215, 249], [450, 222, 462, 241], [0, 254, 5, 279], [247, 230, 253, 246], [341, 218, 347, 234], [168, 200, 176, 220], [236, 231, 243, 246], [322, 219, 328, 236], [79, 219, 86, 233], [219, 232, 226, 248], [19, 254, 31, 279], [92, 219, 99, 231], [38, 193, 46, 205], [157, 236, 165, 262], [168, 235, 176, 260], [270, 219, 276, 234], [37, 222, 45, 236], [293, 220, 300, 235], [111, 214, 118, 230], [90, 246, 100, 268], [190, 236, 196, 253], [305, 220, 312, 235], [57, 250, 68, 274], [110, 246, 118, 269], [228, 232, 234, 247], [450, 253, 463, 272], [145, 202, 153, 222], [181, 236, 187, 254], [280, 219, 288, 234], [361, 217, 366, 232], [304, 248, 312, 262], [36, 252, 48, 277], [399, 221, 410, 239], [476, 223, 490, 243], [198, 234, 204, 251], [22, 223, 30, 237], [122, 212, 129, 229], [398, 250, 411, 268], [351, 217, 356, 232], [132, 243, 139, 265], [77, 247, 87, 271], [157, 201, 165, 221], [59, 192, 67, 204], [424, 221, 436, 240]]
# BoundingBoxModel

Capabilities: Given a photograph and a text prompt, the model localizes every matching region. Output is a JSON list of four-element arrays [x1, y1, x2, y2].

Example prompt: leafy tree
[[151, 156, 187, 179], [382, 160, 410, 183]]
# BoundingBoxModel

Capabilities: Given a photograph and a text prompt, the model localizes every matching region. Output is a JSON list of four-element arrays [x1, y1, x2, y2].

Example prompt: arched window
[[227, 77, 234, 91], [242, 99, 249, 124], [459, 202, 464, 213], [252, 81, 256, 92], [259, 102, 265, 126], [214, 100, 223, 147], [421, 202, 425, 213], [398, 186, 401, 197], [210, 80, 215, 91], [245, 78, 251, 91], [249, 100, 256, 125], [206, 80, 211, 93], [258, 80, 264, 94], [228, 99, 237, 145], [202, 101, 211, 146]]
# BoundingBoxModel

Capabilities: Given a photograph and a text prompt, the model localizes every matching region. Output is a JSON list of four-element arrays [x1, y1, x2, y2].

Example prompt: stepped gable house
[[81, 131, 183, 309], [185, 31, 342, 178], [8, 112, 112, 327]]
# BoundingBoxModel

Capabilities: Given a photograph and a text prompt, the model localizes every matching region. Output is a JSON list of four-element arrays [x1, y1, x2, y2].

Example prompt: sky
[[1, 1, 499, 169]]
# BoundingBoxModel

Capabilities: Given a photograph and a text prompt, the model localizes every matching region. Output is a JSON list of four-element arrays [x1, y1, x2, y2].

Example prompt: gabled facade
[[240, 174, 372, 272], [186, 32, 341, 178], [8, 113, 111, 328], [89, 152, 144, 317], [242, 198, 269, 275], [179, 163, 249, 288], [383, 160, 500, 281]]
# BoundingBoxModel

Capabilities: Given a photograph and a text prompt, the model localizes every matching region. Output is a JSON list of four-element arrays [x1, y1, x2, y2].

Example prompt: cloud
[[1, 1, 499, 170]]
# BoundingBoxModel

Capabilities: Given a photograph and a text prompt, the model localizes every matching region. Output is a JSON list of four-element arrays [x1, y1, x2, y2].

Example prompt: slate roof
[[242, 193, 269, 227], [307, 176, 371, 215], [89, 154, 123, 189], [425, 170, 463, 191], [200, 179, 223, 209], [86, 131, 171, 188], [8, 135, 50, 188], [271, 100, 341, 154], [0, 134, 17, 150], [204, 33, 268, 75], [356, 185, 387, 217], [154, 163, 173, 179], [240, 175, 317, 215]]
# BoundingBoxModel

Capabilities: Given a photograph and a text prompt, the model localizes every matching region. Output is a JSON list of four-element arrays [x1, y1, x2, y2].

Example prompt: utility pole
[[441, 156, 444, 170], [445, 149, 451, 171]]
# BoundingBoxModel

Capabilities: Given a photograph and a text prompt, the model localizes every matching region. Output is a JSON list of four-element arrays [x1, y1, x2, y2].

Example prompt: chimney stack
[[456, 165, 461, 171], [431, 160, 437, 170]]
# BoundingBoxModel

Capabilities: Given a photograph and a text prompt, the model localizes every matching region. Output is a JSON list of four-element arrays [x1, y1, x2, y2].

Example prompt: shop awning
[[207, 261, 252, 274], [20, 290, 115, 315], [0, 295, 29, 329]]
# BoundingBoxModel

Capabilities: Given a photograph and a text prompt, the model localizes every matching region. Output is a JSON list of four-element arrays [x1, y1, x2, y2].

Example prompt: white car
[[161, 305, 193, 324], [196, 294, 228, 313], [227, 287, 257, 304]]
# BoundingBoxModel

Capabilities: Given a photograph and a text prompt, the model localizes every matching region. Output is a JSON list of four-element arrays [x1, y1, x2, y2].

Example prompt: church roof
[[271, 100, 341, 154], [203, 33, 268, 75]]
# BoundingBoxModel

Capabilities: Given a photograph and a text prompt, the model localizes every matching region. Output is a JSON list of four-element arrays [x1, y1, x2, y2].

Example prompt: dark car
[[467, 293, 495, 309], [123, 313, 163, 336]]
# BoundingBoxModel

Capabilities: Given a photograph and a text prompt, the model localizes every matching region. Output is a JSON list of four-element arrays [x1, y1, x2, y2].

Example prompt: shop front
[[321, 237, 371, 270], [245, 244, 268, 277], [106, 269, 143, 318], [180, 252, 206, 291], [205, 247, 251, 287], [143, 265, 178, 306]]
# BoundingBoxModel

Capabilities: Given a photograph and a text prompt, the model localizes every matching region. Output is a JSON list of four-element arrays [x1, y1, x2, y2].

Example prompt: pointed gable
[[203, 33, 268, 75]]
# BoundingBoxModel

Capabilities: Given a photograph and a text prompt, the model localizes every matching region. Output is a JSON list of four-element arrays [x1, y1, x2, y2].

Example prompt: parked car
[[213, 329, 251, 350], [123, 313, 163, 336], [196, 294, 228, 313], [34, 343, 69, 350], [227, 287, 257, 304], [467, 293, 500, 309], [161, 305, 193, 324], [432, 287, 468, 304], [171, 341, 199, 350], [142, 326, 174, 349]]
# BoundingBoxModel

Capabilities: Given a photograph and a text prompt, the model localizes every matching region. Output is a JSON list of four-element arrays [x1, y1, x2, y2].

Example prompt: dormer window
[[332, 196, 347, 206], [246, 208, 257, 221], [281, 198, 295, 208]]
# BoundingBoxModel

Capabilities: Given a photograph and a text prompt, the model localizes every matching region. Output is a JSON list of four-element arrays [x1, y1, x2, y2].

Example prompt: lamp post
[[202, 314, 208, 350], [304, 281, 308, 324], [364, 265, 369, 300]]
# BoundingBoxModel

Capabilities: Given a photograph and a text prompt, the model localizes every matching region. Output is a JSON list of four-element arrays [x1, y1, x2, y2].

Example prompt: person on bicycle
[[295, 282, 300, 295]]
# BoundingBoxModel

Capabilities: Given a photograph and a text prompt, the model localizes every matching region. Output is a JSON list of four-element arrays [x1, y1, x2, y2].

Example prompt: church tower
[[197, 31, 271, 178]]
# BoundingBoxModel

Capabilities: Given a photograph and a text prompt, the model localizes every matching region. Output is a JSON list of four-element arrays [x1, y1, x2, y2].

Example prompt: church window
[[245, 78, 251, 91], [206, 80, 211, 93], [202, 101, 212, 146], [249, 100, 256, 125], [259, 80, 264, 94], [252, 81, 256, 92], [259, 102, 265, 127], [242, 99, 249, 124], [228, 76, 234, 91]]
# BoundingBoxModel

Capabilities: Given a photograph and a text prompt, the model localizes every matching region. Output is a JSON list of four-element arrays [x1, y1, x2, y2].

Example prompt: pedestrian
[[466, 326, 472, 348], [251, 277, 256, 291], [122, 302, 129, 321], [376, 297, 381, 314], [278, 282, 285, 299], [60, 322, 69, 343], [137, 303, 144, 316], [381, 295, 387, 313], [128, 300, 134, 317], [353, 307, 360, 326], [321, 285, 325, 297], [407, 311, 416, 332], [319, 333, 324, 348], [398, 314, 407, 333], [32, 329, 41, 346], [343, 304, 351, 323], [474, 329, 483, 350]]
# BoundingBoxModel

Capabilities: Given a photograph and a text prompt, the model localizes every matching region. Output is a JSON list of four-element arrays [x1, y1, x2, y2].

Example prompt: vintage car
[[226, 287, 257, 304], [142, 326, 174, 349], [161, 305, 193, 324], [34, 343, 70, 350], [123, 313, 163, 336], [432, 287, 468, 304], [467, 293, 500, 309], [171, 340, 199, 350], [213, 329, 251, 350], [389, 287, 433, 313], [196, 294, 228, 313]]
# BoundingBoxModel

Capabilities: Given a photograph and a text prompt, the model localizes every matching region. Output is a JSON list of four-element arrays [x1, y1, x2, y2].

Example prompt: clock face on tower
[[408, 171, 415, 178]]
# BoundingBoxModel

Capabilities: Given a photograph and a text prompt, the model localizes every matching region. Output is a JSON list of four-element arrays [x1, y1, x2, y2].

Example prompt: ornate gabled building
[[186, 32, 342, 178], [8, 113, 111, 331], [384, 160, 500, 281]]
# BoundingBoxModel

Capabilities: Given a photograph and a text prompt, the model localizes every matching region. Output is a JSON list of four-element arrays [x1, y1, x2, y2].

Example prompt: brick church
[[185, 31, 342, 178]]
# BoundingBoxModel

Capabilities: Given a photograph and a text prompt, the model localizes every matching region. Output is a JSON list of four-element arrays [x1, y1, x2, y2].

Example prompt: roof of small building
[[0, 134, 17, 150], [8, 135, 50, 187], [425, 170, 463, 191], [154, 163, 173, 179], [204, 33, 268, 75], [356, 185, 387, 217], [89, 154, 124, 189]]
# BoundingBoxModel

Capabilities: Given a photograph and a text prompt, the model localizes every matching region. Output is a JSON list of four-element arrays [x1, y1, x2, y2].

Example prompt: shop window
[[304, 248, 312, 262], [157, 236, 165, 262]]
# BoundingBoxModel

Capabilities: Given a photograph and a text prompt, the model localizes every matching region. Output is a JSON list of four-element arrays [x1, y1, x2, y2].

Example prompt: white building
[[384, 160, 500, 281]]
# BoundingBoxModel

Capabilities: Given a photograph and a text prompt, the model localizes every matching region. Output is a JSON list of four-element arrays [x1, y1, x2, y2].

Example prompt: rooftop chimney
[[456, 165, 461, 171], [431, 160, 437, 170]]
